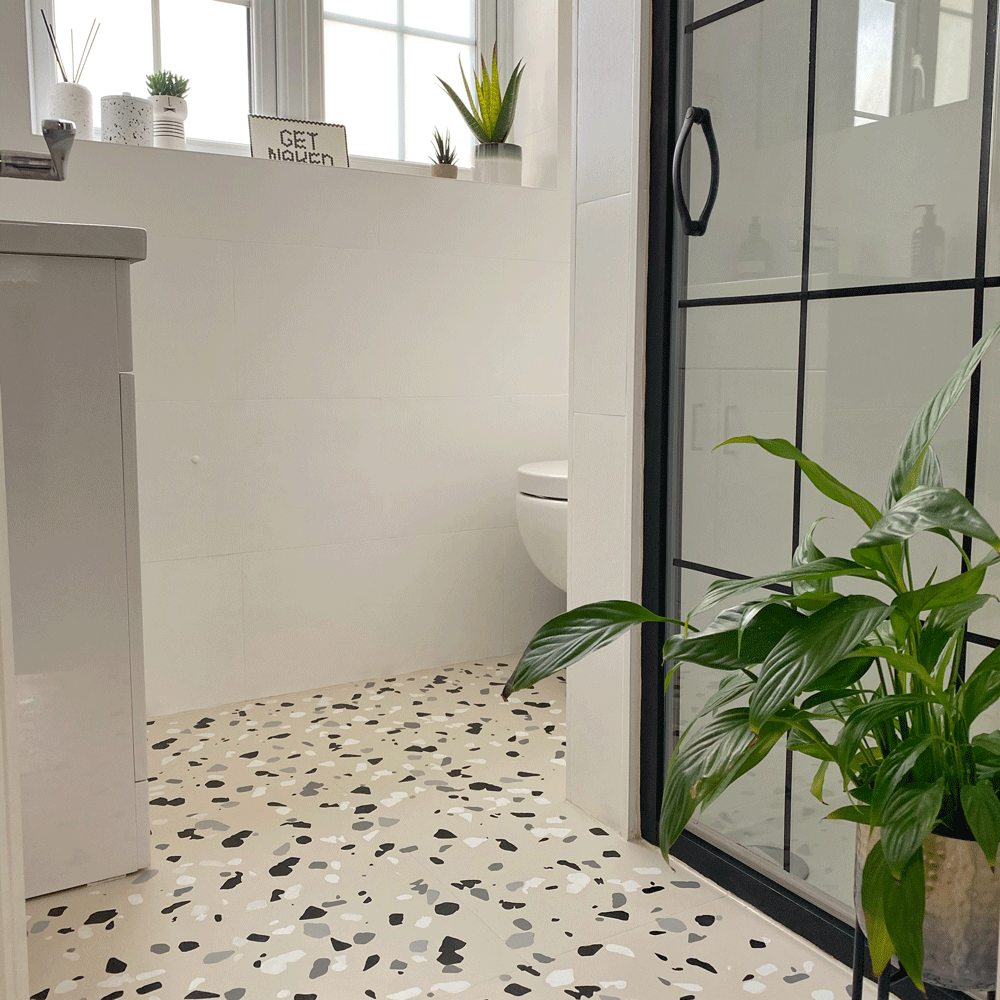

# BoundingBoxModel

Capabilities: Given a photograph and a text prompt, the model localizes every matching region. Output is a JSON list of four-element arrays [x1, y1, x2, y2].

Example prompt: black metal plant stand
[[851, 922, 997, 1000]]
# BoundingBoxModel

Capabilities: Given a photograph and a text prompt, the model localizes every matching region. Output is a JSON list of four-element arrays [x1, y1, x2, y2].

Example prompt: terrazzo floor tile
[[464, 895, 877, 1000], [27, 657, 864, 1000]]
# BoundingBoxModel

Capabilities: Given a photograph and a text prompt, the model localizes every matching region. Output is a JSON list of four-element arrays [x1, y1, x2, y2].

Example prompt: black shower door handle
[[672, 106, 720, 237]]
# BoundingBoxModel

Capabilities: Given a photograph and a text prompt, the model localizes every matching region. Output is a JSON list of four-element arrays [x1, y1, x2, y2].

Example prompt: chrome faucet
[[0, 119, 76, 181]]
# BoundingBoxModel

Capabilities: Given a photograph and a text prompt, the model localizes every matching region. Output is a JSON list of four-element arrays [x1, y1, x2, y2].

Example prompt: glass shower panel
[[812, 0, 986, 287], [680, 301, 799, 577], [675, 570, 789, 872], [684, 0, 809, 297], [970, 289, 1000, 638]]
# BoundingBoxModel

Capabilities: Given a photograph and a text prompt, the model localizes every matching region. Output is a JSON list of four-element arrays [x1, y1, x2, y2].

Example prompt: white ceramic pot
[[473, 143, 522, 185], [151, 95, 188, 150], [100, 93, 152, 146], [430, 162, 458, 179], [47, 82, 93, 141]]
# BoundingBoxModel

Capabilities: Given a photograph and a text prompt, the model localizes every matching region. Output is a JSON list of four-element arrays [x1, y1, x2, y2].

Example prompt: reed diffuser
[[40, 9, 99, 140]]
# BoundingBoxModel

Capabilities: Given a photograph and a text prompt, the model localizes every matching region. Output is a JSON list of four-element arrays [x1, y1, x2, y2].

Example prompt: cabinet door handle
[[672, 106, 720, 237]]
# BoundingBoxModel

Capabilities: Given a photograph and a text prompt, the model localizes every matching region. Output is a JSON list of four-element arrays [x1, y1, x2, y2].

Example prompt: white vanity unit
[[0, 220, 148, 897]]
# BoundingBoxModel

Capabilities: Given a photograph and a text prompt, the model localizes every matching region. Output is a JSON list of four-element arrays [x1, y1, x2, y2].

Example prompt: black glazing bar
[[673, 558, 795, 594], [968, 631, 1000, 648], [685, 0, 765, 33], [680, 277, 979, 309]]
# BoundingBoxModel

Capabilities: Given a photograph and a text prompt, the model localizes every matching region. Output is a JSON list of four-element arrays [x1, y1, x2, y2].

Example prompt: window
[[323, 2, 477, 165], [38, 0, 500, 166], [49, 0, 252, 145]]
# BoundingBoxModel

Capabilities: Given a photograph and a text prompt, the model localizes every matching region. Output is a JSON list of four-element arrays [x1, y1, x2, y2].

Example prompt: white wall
[[0, 1, 572, 718], [565, 0, 650, 838]]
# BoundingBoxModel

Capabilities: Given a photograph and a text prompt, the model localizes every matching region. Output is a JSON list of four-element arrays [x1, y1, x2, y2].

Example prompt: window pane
[[324, 21, 399, 160], [404, 35, 475, 166], [934, 11, 973, 107], [52, 0, 153, 106], [404, 0, 473, 38], [855, 0, 895, 118], [325, 1, 397, 25], [159, 0, 251, 144]]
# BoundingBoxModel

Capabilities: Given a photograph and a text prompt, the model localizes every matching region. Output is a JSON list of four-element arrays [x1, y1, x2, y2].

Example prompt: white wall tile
[[568, 412, 628, 604], [501, 526, 566, 655], [381, 395, 569, 536], [136, 400, 248, 562], [573, 195, 631, 415], [379, 255, 570, 398], [131, 236, 237, 402], [242, 531, 506, 696], [518, 127, 560, 191], [576, 0, 635, 204], [140, 555, 245, 717], [242, 398, 388, 551], [233, 242, 387, 400], [512, 0, 560, 139]]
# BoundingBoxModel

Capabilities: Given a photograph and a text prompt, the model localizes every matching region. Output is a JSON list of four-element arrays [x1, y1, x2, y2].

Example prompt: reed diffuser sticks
[[40, 10, 99, 85]]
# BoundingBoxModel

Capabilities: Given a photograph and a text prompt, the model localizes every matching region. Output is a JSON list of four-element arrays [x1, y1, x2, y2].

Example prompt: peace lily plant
[[503, 323, 1000, 994]]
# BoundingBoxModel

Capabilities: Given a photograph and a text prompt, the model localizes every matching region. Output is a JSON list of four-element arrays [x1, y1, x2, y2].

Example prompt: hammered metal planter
[[854, 824, 1000, 991]]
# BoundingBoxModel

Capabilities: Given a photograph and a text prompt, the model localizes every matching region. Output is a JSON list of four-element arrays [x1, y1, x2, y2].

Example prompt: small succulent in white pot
[[429, 128, 458, 179], [146, 70, 189, 150], [437, 44, 524, 185]]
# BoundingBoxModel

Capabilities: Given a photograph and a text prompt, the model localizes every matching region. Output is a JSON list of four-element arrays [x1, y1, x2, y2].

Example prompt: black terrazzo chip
[[83, 909, 117, 925], [104, 957, 127, 974]]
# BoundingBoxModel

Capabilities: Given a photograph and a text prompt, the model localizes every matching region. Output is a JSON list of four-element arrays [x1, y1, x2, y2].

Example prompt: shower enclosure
[[642, 0, 1000, 964]]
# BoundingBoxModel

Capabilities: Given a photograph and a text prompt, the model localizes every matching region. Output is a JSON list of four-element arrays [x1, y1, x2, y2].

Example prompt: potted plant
[[429, 127, 458, 179], [437, 43, 524, 185], [146, 70, 189, 150], [503, 324, 1000, 995]]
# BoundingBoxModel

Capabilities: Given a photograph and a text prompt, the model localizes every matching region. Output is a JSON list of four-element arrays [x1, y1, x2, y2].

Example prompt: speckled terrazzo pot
[[854, 824, 1000, 991], [47, 82, 93, 140], [100, 93, 152, 145]]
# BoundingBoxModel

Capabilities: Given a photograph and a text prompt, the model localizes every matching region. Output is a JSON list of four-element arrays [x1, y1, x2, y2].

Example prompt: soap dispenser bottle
[[737, 216, 773, 278], [911, 204, 945, 280]]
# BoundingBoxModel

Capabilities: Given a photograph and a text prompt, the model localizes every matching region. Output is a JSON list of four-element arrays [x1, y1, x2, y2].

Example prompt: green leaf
[[961, 780, 1000, 869], [663, 602, 804, 671], [884, 850, 927, 993], [502, 601, 675, 698], [717, 436, 882, 527], [492, 61, 524, 143], [892, 564, 989, 621], [686, 558, 880, 619], [800, 688, 862, 711], [886, 320, 1000, 511], [792, 519, 831, 595], [811, 760, 830, 803], [915, 445, 944, 489], [826, 804, 872, 823], [925, 593, 993, 633], [841, 645, 935, 687], [880, 780, 944, 880], [748, 595, 891, 731], [858, 486, 1000, 554], [802, 655, 874, 693], [838, 694, 940, 773], [438, 75, 490, 143], [959, 645, 1000, 727], [489, 43, 502, 132], [861, 839, 895, 977], [870, 736, 936, 826]]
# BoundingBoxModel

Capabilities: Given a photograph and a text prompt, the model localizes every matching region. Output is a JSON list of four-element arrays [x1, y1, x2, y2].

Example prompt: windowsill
[[49, 128, 476, 181]]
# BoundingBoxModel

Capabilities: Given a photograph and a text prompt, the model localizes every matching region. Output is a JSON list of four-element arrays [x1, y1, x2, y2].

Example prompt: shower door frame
[[640, 0, 999, 995]]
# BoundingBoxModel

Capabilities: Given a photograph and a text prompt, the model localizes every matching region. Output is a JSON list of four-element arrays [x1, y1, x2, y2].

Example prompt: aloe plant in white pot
[[438, 44, 524, 185], [503, 324, 1000, 994]]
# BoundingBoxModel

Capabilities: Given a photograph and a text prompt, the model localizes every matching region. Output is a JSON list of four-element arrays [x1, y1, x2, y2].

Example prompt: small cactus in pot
[[429, 128, 459, 179]]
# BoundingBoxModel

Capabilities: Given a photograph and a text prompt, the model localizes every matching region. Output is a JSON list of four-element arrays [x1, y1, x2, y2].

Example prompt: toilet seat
[[517, 460, 567, 500]]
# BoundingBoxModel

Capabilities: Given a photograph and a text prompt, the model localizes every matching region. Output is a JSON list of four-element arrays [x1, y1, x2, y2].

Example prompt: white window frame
[[29, 0, 511, 171]]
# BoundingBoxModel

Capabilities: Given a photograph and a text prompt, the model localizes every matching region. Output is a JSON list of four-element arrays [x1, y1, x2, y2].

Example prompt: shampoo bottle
[[911, 204, 945, 280]]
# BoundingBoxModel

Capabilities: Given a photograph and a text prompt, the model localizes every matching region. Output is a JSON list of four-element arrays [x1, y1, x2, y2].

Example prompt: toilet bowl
[[516, 460, 567, 592]]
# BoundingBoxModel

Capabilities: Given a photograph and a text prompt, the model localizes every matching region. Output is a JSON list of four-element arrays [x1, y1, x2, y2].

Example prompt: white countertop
[[0, 220, 146, 261]]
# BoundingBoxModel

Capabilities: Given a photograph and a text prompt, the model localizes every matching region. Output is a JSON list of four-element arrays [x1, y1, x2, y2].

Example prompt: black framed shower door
[[641, 0, 1000, 995]]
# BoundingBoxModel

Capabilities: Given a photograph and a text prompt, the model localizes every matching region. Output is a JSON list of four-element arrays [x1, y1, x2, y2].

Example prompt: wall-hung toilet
[[516, 460, 568, 592]]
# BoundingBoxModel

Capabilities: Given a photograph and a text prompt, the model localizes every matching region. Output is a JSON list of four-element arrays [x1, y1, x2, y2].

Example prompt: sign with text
[[248, 115, 349, 168]]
